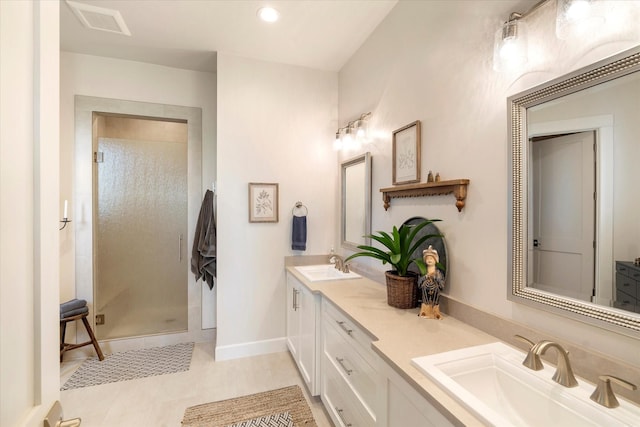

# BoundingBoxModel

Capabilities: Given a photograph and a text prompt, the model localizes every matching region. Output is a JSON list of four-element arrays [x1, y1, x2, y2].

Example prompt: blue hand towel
[[292, 215, 307, 251]]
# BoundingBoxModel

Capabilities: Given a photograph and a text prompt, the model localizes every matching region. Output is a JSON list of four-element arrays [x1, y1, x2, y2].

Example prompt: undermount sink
[[294, 264, 361, 282], [411, 342, 640, 427]]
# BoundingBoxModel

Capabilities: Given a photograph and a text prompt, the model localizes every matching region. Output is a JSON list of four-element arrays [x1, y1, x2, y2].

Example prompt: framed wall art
[[392, 120, 421, 185], [248, 182, 279, 223]]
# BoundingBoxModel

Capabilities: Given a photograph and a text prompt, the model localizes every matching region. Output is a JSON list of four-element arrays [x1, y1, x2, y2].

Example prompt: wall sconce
[[493, 12, 528, 72], [556, 0, 604, 39], [334, 112, 371, 151]]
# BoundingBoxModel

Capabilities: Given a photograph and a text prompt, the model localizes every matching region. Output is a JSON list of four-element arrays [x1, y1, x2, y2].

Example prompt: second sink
[[294, 264, 361, 282]]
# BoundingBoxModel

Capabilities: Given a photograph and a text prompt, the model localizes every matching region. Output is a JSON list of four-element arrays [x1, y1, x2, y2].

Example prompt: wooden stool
[[60, 312, 104, 362]]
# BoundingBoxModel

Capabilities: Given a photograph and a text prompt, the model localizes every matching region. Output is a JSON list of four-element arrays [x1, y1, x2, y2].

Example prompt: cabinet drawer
[[616, 262, 640, 280], [615, 289, 638, 311], [322, 353, 375, 427], [323, 318, 378, 420], [614, 300, 637, 313], [322, 300, 376, 365], [615, 273, 638, 299]]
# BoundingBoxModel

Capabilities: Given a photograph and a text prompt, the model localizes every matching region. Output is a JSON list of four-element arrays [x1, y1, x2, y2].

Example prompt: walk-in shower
[[93, 113, 188, 340]]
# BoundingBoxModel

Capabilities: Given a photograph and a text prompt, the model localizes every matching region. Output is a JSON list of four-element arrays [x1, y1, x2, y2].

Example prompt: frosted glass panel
[[95, 137, 188, 339]]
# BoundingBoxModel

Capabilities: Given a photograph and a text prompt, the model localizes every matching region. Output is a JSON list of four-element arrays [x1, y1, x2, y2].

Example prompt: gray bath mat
[[61, 342, 194, 390]]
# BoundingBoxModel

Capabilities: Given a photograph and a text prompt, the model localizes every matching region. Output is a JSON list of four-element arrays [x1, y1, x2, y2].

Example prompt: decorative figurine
[[418, 245, 445, 319], [427, 170, 434, 182], [435, 172, 441, 182]]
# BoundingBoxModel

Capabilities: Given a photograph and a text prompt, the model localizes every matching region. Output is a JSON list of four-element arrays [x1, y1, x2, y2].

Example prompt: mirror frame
[[341, 152, 372, 250], [508, 46, 640, 336]]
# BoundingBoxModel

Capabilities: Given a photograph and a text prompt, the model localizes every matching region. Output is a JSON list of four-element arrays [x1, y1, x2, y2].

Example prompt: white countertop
[[287, 265, 500, 426]]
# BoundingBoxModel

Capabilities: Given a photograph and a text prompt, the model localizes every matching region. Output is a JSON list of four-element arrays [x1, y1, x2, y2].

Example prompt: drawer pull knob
[[335, 407, 352, 426], [336, 320, 353, 336], [336, 357, 353, 375]]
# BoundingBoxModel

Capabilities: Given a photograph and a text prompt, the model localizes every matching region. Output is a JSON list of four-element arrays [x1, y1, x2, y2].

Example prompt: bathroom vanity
[[615, 262, 640, 314], [285, 263, 497, 426], [285, 260, 640, 426]]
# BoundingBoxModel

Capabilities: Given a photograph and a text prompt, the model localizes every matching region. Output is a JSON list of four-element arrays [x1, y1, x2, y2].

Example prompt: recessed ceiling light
[[257, 7, 279, 23]]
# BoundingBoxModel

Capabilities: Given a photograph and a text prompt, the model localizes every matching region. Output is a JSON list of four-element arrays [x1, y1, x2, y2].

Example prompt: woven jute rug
[[61, 342, 194, 390], [181, 385, 317, 427]]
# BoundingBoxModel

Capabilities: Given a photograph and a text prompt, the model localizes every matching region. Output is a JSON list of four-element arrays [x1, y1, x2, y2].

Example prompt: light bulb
[[556, 0, 604, 39], [257, 7, 279, 23], [493, 19, 528, 72], [566, 0, 590, 21], [333, 133, 343, 151]]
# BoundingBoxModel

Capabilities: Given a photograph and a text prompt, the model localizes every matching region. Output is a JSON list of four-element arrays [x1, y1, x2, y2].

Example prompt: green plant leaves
[[344, 218, 443, 277]]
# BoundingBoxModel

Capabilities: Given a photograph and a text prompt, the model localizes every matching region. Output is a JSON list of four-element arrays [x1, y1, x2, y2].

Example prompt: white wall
[[338, 0, 640, 367], [1, 1, 60, 425], [215, 53, 337, 359], [60, 53, 217, 333]]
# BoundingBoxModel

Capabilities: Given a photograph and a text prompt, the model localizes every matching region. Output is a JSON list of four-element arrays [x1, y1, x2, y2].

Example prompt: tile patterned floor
[[60, 343, 333, 427]]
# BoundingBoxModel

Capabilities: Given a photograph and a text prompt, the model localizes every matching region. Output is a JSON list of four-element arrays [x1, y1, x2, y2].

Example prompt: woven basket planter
[[385, 271, 418, 309]]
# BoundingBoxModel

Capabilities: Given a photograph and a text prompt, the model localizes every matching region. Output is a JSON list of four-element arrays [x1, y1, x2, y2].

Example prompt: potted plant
[[345, 219, 442, 309]]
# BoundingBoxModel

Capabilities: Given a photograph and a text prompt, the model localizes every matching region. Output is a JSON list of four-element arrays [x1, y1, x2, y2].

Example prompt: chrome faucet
[[522, 339, 578, 387], [329, 254, 350, 273]]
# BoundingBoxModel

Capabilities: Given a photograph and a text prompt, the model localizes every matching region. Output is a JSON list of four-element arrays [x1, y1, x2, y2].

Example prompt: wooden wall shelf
[[380, 179, 470, 212]]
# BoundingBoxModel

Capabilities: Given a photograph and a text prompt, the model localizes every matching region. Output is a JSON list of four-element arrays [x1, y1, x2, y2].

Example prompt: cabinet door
[[379, 358, 454, 427], [298, 285, 315, 391], [285, 276, 300, 360]]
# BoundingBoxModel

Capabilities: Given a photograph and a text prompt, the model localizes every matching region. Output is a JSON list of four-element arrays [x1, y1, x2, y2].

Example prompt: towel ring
[[292, 201, 308, 217]]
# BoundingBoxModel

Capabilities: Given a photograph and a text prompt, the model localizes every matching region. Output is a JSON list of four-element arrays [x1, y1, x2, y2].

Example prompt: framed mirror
[[508, 46, 640, 336], [341, 152, 372, 250]]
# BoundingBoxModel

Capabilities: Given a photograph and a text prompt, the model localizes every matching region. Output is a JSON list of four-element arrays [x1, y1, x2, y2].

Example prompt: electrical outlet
[[95, 314, 105, 325]]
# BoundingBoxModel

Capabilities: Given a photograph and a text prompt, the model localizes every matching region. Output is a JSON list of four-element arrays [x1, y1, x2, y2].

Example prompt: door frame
[[529, 115, 614, 305], [73, 96, 213, 353]]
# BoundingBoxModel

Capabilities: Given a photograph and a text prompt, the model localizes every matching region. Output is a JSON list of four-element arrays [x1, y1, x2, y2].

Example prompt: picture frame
[[392, 120, 421, 185], [248, 182, 279, 223]]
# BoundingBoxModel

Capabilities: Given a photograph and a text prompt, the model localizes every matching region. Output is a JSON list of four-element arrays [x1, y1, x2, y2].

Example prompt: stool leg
[[81, 316, 105, 361], [60, 321, 67, 362]]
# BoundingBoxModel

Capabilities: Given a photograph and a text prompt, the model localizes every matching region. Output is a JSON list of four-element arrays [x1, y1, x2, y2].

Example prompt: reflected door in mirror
[[530, 132, 595, 302]]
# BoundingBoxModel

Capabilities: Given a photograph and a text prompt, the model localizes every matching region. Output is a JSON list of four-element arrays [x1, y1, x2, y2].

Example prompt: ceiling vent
[[66, 1, 131, 36]]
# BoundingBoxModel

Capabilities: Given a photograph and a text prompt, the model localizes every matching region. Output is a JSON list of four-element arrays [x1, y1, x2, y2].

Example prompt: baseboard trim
[[215, 337, 287, 361]]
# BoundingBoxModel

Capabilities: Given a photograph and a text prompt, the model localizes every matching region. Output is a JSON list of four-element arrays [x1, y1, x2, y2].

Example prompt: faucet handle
[[514, 334, 535, 348], [590, 375, 637, 408], [515, 335, 544, 370]]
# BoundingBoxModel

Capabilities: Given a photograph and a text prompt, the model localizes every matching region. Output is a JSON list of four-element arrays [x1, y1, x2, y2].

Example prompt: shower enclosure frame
[[73, 95, 214, 353]]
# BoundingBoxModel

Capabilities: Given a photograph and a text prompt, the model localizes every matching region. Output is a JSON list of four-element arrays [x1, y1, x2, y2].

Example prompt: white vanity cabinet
[[285, 272, 321, 396], [321, 299, 381, 426]]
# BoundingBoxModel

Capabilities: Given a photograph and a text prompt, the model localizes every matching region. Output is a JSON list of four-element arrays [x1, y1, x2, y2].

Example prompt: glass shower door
[[94, 136, 188, 340]]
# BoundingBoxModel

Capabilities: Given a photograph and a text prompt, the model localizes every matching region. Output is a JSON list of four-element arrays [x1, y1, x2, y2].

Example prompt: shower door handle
[[178, 234, 183, 262]]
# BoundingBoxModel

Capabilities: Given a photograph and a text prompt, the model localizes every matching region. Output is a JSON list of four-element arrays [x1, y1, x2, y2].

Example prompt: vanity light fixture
[[556, 0, 604, 40], [257, 6, 280, 23], [333, 112, 372, 152]]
